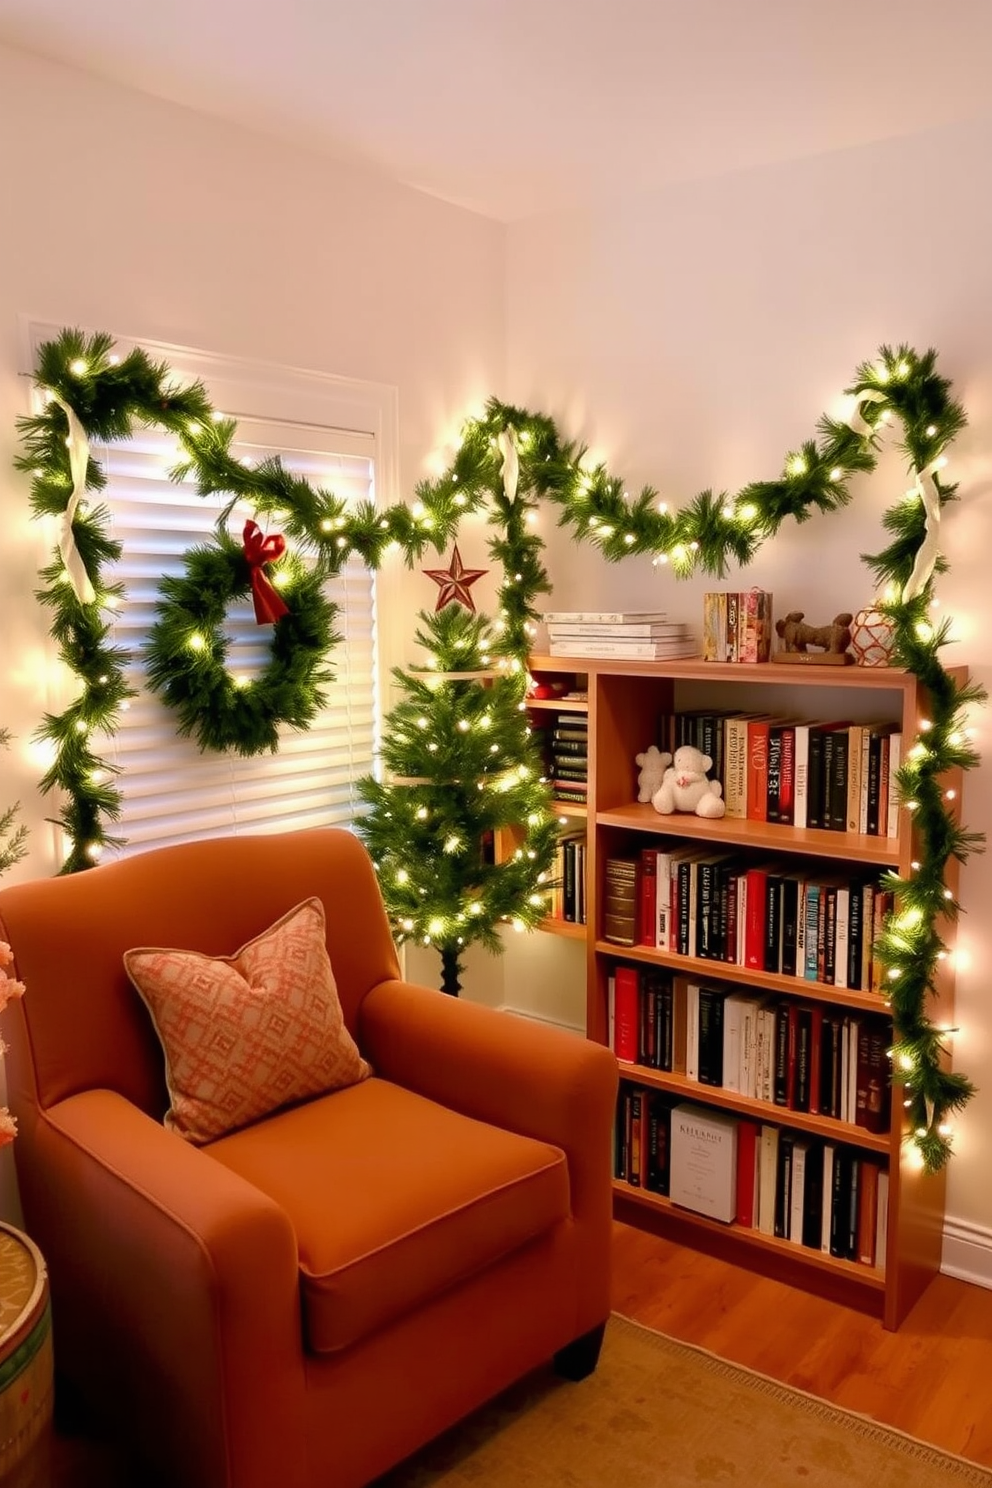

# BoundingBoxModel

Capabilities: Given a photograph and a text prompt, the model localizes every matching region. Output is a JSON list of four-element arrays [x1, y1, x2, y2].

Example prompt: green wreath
[[15, 330, 985, 1171], [145, 530, 339, 756]]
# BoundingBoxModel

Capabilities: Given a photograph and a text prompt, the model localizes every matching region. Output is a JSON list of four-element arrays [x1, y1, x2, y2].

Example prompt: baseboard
[[501, 1004, 585, 1036], [941, 1215, 992, 1291]]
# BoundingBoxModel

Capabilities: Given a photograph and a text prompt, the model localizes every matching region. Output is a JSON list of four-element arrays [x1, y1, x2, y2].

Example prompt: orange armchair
[[0, 828, 618, 1488]]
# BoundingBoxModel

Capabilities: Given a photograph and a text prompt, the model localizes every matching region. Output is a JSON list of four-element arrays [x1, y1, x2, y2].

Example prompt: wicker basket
[[0, 1222, 53, 1488]]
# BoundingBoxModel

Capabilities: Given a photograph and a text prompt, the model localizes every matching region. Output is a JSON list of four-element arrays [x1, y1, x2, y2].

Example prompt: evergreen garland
[[14, 331, 983, 1169]]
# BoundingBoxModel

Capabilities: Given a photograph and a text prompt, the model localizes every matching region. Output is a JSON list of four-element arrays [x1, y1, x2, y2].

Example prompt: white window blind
[[99, 414, 379, 855]]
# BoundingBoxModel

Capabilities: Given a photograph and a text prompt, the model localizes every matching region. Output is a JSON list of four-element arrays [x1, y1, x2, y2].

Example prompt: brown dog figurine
[[775, 610, 853, 654]]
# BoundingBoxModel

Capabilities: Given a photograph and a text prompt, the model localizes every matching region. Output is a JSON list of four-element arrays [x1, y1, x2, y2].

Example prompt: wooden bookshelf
[[526, 652, 967, 1330]]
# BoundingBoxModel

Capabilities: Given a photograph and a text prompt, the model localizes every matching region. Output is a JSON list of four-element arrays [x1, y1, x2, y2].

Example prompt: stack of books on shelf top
[[544, 611, 698, 661]]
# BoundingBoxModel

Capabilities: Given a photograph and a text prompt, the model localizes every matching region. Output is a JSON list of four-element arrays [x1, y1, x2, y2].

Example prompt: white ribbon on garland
[[51, 393, 96, 604], [847, 390, 943, 603], [902, 458, 944, 603], [846, 387, 888, 437], [497, 427, 519, 504]]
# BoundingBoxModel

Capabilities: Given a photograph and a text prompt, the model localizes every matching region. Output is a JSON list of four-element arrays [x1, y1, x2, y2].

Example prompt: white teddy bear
[[652, 744, 726, 819], [634, 745, 672, 803]]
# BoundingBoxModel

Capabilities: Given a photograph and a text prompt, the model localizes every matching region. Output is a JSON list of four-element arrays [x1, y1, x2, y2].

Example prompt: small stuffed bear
[[652, 744, 726, 819], [635, 745, 672, 803]]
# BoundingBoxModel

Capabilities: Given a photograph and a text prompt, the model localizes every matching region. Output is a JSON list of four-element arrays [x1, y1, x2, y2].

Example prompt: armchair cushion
[[207, 1076, 570, 1354], [124, 897, 370, 1144]]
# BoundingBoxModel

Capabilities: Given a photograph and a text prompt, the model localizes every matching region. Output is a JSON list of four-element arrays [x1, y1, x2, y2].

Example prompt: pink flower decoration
[[0, 942, 25, 1011], [0, 944, 24, 1145]]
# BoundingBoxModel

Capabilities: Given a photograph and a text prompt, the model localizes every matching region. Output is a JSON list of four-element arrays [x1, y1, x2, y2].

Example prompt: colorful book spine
[[639, 846, 658, 947], [746, 719, 772, 822], [613, 966, 640, 1062], [723, 716, 749, 818]]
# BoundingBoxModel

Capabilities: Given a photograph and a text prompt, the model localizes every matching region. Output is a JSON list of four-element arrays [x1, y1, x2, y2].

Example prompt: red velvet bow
[[242, 520, 289, 625]]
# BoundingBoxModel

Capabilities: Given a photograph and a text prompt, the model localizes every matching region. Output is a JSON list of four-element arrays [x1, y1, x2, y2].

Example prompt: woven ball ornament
[[849, 605, 896, 667]]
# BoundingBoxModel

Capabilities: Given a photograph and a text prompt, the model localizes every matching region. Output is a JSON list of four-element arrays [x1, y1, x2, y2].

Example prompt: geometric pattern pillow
[[124, 898, 371, 1145]]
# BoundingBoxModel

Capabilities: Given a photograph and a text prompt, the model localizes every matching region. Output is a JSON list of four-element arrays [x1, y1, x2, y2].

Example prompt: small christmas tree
[[0, 730, 28, 879], [357, 601, 558, 995]]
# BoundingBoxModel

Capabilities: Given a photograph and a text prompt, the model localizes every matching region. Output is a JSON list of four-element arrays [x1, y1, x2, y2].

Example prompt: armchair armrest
[[28, 1088, 307, 1488], [360, 979, 618, 1220]]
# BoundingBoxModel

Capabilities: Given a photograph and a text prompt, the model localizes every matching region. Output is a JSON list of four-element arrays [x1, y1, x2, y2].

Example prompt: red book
[[778, 724, 797, 826], [746, 718, 774, 822], [736, 1118, 760, 1228], [744, 864, 770, 969], [614, 965, 641, 1063], [639, 847, 658, 947]]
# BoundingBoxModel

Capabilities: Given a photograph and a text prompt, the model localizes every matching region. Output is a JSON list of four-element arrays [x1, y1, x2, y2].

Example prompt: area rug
[[377, 1313, 992, 1487]]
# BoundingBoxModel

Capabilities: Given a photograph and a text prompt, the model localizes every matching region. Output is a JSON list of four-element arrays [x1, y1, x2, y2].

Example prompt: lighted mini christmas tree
[[357, 555, 558, 996]]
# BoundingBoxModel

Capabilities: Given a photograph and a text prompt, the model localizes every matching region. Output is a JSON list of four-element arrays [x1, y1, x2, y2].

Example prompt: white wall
[[504, 115, 992, 1280], [0, 42, 505, 886]]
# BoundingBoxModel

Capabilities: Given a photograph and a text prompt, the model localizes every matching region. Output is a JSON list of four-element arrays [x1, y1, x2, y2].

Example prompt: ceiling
[[1, 0, 991, 221]]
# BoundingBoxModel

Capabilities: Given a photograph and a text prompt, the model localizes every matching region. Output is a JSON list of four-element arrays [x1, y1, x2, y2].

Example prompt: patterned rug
[[377, 1313, 992, 1487]]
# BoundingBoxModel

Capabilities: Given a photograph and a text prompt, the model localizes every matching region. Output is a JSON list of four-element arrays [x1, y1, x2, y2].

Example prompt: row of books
[[533, 711, 589, 805], [546, 832, 587, 924], [657, 711, 902, 834], [609, 968, 891, 1130], [615, 1090, 888, 1268], [702, 589, 773, 664], [608, 846, 893, 992], [542, 610, 698, 661]]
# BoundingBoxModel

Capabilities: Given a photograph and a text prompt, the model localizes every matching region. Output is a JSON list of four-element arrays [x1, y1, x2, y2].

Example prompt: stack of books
[[544, 611, 697, 660], [702, 589, 773, 663], [541, 710, 588, 806]]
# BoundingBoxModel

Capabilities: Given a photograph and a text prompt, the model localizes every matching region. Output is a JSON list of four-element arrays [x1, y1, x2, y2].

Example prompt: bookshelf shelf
[[614, 1062, 891, 1154], [594, 941, 891, 1014], [595, 804, 901, 867], [613, 1183, 886, 1293], [525, 651, 966, 1331], [540, 917, 587, 941], [526, 695, 589, 714]]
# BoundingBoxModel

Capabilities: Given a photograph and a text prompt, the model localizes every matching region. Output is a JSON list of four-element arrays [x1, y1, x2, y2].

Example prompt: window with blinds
[[98, 413, 379, 855]]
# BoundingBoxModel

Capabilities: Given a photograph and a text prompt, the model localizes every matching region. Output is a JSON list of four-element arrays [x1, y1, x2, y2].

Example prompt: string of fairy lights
[[14, 329, 983, 1170]]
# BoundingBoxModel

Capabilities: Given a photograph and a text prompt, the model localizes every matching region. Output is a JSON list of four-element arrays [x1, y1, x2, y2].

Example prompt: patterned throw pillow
[[124, 898, 370, 1144]]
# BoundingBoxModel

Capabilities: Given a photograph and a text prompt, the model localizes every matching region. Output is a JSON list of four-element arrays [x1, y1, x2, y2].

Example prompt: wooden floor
[[611, 1221, 992, 1469], [52, 1219, 992, 1484]]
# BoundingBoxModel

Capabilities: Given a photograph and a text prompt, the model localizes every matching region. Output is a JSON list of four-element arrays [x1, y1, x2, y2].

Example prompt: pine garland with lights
[[356, 604, 558, 995], [14, 330, 984, 1169], [411, 344, 985, 1171]]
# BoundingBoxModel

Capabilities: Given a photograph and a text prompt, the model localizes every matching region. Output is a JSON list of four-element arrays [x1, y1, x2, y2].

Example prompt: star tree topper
[[423, 544, 487, 612]]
